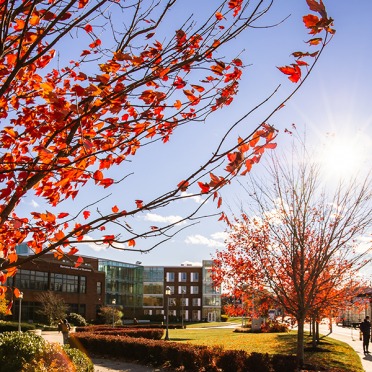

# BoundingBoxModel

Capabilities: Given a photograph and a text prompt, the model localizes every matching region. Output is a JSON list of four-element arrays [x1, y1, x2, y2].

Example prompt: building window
[[144, 309, 153, 315], [181, 297, 189, 306], [97, 281, 102, 295], [50, 273, 79, 293], [178, 285, 187, 294], [191, 272, 199, 282], [166, 272, 175, 282], [168, 297, 176, 306], [178, 272, 187, 282], [15, 270, 48, 291], [80, 276, 86, 293], [192, 298, 201, 306], [190, 286, 199, 294]]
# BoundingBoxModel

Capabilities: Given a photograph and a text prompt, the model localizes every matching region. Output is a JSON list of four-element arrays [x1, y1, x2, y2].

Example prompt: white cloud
[[181, 191, 205, 204], [30, 200, 40, 208], [181, 261, 202, 267], [144, 213, 186, 225], [185, 234, 225, 248], [210, 231, 228, 241]]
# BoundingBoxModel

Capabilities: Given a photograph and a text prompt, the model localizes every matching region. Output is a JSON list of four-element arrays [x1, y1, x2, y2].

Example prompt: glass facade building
[[98, 259, 144, 318]]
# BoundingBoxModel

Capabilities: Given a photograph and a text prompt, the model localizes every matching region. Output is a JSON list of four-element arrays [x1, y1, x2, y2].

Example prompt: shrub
[[244, 352, 271, 372], [220, 314, 229, 322], [216, 349, 249, 372], [0, 331, 46, 371], [271, 354, 297, 372], [261, 320, 289, 333], [0, 320, 36, 332], [68, 313, 87, 327], [0, 331, 93, 372]]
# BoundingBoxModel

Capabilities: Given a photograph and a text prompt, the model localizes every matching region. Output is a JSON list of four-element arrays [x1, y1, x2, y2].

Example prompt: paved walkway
[[317, 324, 372, 372]]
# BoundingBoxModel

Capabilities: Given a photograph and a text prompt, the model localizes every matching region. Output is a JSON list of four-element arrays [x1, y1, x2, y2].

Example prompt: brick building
[[8, 251, 105, 323]]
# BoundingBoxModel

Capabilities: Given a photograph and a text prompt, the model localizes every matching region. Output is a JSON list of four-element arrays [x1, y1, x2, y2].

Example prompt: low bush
[[220, 314, 229, 322], [0, 331, 93, 372], [70, 332, 297, 371], [0, 320, 36, 332], [261, 321, 289, 333], [91, 328, 164, 340], [68, 313, 87, 327]]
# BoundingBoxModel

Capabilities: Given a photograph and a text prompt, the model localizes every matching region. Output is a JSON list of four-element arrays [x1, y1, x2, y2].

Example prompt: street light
[[181, 289, 186, 329], [165, 286, 171, 340], [18, 292, 23, 332], [111, 298, 116, 328]]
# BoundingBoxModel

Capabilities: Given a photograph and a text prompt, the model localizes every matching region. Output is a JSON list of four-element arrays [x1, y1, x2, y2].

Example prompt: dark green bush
[[217, 349, 249, 372], [220, 314, 229, 322], [271, 354, 297, 372], [0, 321, 36, 332], [244, 352, 271, 372], [67, 313, 87, 326], [0, 331, 46, 371], [0, 331, 93, 372]]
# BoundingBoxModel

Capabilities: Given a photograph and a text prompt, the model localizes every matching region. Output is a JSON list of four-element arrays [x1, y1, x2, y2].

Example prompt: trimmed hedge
[[0, 321, 36, 332], [70, 332, 297, 371]]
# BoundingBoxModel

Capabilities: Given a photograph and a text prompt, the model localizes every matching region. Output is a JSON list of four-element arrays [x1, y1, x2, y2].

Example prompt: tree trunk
[[312, 317, 317, 348], [316, 321, 320, 344], [297, 317, 305, 368]]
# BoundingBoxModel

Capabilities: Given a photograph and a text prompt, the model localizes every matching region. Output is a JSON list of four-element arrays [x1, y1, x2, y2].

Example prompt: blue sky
[[20, 1, 372, 269]]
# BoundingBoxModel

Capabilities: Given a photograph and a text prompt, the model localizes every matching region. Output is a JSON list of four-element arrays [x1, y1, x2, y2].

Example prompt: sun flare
[[319, 132, 371, 180]]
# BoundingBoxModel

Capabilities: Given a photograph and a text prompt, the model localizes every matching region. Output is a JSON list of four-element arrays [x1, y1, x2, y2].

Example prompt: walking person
[[58, 318, 71, 345], [359, 316, 371, 354]]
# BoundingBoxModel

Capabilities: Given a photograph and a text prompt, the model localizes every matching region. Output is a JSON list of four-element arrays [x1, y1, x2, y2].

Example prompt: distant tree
[[0, 0, 334, 303], [98, 305, 123, 325], [36, 291, 68, 325], [213, 143, 372, 368]]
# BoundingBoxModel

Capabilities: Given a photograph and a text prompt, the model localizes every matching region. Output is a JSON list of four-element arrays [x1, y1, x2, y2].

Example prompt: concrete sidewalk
[[317, 324, 372, 372]]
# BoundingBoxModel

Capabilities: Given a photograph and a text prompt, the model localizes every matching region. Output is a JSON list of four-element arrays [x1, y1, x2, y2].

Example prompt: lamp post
[[18, 292, 23, 332], [165, 286, 171, 340], [181, 289, 186, 329], [111, 298, 116, 328]]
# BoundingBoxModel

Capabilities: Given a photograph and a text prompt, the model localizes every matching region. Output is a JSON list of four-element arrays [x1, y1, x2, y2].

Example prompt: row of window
[[142, 295, 202, 307], [165, 272, 200, 282], [13, 269, 87, 294], [143, 308, 202, 321], [143, 283, 200, 295]]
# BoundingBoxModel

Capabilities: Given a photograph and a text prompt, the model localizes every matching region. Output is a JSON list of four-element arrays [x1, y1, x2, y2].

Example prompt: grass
[[166, 324, 363, 372]]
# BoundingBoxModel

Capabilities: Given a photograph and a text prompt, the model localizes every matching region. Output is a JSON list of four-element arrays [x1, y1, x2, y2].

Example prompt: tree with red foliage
[[213, 144, 372, 368], [0, 0, 334, 308]]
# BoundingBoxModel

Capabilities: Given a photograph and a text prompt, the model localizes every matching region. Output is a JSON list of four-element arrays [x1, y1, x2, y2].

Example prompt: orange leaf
[[177, 180, 189, 192], [75, 256, 84, 267], [198, 182, 210, 194], [306, 37, 322, 46], [83, 211, 90, 219], [54, 248, 64, 260], [277, 64, 301, 83], [215, 12, 224, 20], [68, 247, 79, 255], [135, 200, 143, 208], [112, 205, 119, 213], [128, 239, 136, 247], [84, 24, 93, 33], [58, 212, 69, 219], [174, 100, 182, 109], [303, 14, 320, 29], [14, 287, 21, 298], [55, 230, 65, 241], [191, 84, 205, 93]]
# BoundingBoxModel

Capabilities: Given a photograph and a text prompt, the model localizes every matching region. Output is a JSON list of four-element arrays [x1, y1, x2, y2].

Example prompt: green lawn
[[166, 325, 363, 372]]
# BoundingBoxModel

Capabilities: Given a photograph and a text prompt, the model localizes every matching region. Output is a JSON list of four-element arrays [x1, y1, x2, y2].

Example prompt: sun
[[319, 132, 371, 181]]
